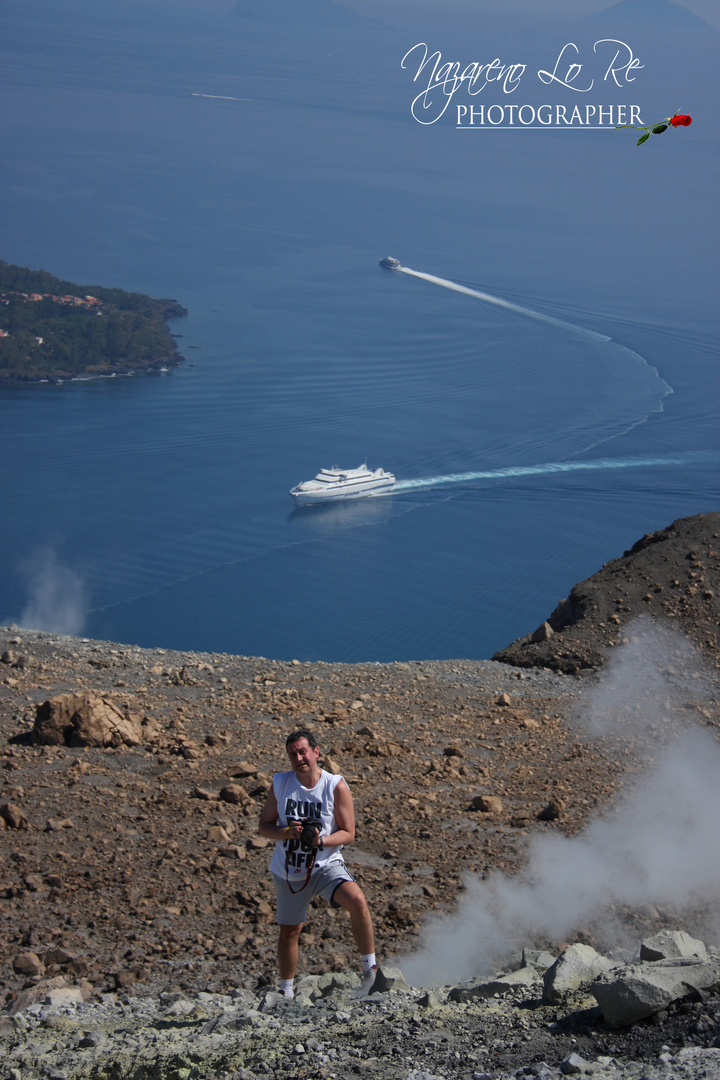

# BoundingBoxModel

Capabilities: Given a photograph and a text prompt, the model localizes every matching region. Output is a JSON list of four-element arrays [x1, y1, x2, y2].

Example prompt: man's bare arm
[[258, 788, 302, 842], [324, 779, 355, 847]]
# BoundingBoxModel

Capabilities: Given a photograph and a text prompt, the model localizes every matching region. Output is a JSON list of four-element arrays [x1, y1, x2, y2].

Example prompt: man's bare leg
[[333, 882, 374, 955], [278, 923, 303, 980]]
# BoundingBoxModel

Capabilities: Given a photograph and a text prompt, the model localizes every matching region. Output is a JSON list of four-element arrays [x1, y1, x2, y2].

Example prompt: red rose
[[670, 114, 692, 127]]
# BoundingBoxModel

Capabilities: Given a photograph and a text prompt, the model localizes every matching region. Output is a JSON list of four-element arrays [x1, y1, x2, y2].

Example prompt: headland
[[0, 261, 187, 383]]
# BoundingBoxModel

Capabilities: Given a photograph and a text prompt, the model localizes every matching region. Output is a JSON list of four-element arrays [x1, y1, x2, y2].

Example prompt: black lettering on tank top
[[284, 797, 322, 820]]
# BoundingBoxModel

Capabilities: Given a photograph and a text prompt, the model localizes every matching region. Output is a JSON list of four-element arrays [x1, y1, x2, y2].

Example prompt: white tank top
[[269, 768, 345, 878]]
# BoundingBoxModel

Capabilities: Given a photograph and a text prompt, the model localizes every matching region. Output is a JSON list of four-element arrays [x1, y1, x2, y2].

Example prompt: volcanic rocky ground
[[1, 512, 719, 1080]]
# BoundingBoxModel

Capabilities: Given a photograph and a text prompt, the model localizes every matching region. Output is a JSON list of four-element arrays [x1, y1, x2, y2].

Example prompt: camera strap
[[284, 844, 317, 893]]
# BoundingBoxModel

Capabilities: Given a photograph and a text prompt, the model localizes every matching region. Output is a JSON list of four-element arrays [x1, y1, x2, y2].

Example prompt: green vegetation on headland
[[0, 261, 187, 383]]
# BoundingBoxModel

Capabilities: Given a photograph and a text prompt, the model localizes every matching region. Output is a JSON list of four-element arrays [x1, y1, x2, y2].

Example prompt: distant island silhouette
[[0, 261, 187, 383]]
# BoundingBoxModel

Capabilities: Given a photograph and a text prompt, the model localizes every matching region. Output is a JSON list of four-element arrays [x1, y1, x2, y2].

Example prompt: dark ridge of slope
[[493, 512, 720, 674]]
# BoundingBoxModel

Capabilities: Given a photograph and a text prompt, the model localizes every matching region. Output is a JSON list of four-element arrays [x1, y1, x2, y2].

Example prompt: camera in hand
[[299, 815, 322, 848]]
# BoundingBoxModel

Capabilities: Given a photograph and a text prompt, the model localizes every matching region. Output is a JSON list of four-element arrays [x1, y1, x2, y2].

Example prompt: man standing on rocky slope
[[258, 728, 377, 999]]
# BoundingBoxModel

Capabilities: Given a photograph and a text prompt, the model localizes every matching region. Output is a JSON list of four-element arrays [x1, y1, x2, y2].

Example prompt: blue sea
[[1, 0, 718, 662]]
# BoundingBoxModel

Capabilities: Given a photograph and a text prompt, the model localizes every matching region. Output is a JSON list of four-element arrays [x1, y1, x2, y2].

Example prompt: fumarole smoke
[[400, 619, 720, 987], [11, 546, 87, 636]]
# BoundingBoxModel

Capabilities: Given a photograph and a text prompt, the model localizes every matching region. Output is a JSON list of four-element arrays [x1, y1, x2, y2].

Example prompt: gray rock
[[523, 948, 557, 972], [0, 1016, 18, 1037], [44, 987, 85, 1009], [543, 943, 614, 1004], [640, 929, 708, 963], [316, 971, 360, 997], [417, 990, 441, 1009], [78, 1029, 107, 1048], [592, 957, 720, 1027], [560, 1053, 591, 1074], [256, 989, 288, 1011], [450, 965, 540, 1002], [372, 964, 409, 994]]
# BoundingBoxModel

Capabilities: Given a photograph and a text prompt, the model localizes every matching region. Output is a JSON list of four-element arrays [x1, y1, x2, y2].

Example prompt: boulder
[[219, 782, 250, 805], [44, 986, 85, 1009], [537, 798, 564, 821], [417, 990, 441, 1010], [372, 964, 409, 994], [206, 825, 230, 846], [560, 1053, 591, 1075], [522, 949, 557, 973], [317, 971, 361, 997], [32, 691, 142, 748], [228, 761, 259, 778], [471, 795, 504, 813], [191, 787, 217, 801], [8, 976, 68, 1014], [257, 989, 288, 1011], [0, 802, 29, 829], [45, 817, 74, 832], [592, 957, 720, 1027], [218, 844, 246, 860], [12, 951, 43, 977], [543, 943, 614, 1003], [450, 965, 540, 1002], [640, 929, 708, 963]]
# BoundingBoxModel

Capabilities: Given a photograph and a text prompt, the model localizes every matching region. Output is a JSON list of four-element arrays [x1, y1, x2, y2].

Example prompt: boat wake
[[393, 451, 718, 494], [393, 264, 673, 456], [397, 267, 611, 341], [192, 91, 254, 102]]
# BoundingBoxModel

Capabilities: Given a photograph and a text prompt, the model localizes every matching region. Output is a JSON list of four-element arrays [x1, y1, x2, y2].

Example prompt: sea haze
[[0, 0, 718, 661]]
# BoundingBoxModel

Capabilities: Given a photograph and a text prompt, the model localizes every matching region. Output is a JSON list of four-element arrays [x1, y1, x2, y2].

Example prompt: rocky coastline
[[1, 512, 719, 1079]]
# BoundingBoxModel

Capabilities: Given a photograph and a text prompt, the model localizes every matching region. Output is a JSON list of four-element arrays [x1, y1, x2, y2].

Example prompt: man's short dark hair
[[285, 728, 318, 749]]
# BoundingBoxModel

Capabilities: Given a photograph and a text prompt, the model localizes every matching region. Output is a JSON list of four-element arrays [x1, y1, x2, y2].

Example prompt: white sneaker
[[353, 964, 379, 998]]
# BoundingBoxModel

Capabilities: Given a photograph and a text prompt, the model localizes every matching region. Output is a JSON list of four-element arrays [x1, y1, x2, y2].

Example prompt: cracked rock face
[[32, 692, 142, 748], [592, 956, 720, 1027]]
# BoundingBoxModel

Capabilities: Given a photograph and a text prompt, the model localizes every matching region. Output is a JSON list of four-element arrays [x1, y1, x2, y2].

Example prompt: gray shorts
[[272, 863, 355, 925]]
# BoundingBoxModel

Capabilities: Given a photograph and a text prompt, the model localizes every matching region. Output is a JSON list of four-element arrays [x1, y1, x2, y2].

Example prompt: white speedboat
[[290, 464, 396, 505]]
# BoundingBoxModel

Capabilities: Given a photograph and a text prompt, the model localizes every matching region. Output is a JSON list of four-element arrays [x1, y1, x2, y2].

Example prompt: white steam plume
[[400, 621, 720, 987], [14, 546, 88, 636], [581, 615, 716, 739]]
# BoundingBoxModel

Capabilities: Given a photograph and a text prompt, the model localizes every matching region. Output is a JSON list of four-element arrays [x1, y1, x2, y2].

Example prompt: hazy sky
[[341, 0, 720, 23], [145, 0, 720, 31]]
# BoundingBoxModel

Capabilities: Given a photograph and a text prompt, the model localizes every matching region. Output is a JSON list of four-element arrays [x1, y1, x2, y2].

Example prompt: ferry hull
[[291, 480, 395, 506]]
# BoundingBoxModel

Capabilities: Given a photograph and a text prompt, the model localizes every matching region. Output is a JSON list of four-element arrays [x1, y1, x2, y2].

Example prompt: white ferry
[[290, 464, 396, 505], [379, 257, 402, 269]]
